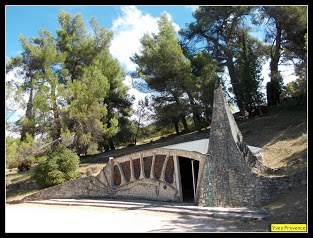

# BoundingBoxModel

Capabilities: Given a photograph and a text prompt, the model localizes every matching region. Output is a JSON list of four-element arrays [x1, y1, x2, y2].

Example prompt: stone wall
[[22, 176, 115, 202], [255, 169, 307, 204]]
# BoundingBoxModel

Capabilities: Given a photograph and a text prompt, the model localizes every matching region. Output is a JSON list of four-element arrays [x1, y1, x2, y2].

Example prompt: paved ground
[[5, 198, 270, 233]]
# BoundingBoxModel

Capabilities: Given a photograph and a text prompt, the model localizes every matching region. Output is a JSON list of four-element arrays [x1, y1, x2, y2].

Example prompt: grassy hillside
[[238, 103, 307, 172]]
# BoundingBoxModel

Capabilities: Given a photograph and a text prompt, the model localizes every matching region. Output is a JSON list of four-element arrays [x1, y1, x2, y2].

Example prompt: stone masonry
[[22, 148, 207, 203]]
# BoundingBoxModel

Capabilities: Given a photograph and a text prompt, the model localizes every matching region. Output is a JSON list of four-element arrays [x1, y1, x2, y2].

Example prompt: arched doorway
[[179, 156, 199, 203]]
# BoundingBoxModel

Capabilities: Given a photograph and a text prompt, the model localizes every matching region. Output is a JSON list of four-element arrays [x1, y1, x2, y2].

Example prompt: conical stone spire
[[197, 85, 251, 207]]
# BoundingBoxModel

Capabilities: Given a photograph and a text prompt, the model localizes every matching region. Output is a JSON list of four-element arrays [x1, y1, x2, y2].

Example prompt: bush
[[17, 155, 37, 172], [17, 159, 32, 172], [6, 133, 41, 169], [32, 145, 81, 188], [6, 136, 20, 169]]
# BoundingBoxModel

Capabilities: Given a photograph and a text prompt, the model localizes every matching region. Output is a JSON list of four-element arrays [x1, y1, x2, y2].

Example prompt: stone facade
[[22, 148, 207, 203], [22, 85, 307, 208]]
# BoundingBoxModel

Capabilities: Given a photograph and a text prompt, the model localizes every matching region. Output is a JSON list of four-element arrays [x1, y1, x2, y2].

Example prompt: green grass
[[9, 173, 32, 183], [6, 187, 40, 202], [6, 168, 39, 202]]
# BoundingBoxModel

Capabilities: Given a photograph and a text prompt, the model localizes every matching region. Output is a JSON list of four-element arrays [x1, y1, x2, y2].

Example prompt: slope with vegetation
[[6, 100, 307, 195]]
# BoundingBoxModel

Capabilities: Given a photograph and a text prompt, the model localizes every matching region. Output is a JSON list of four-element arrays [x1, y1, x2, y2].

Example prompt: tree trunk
[[171, 89, 189, 132], [108, 138, 115, 150], [134, 123, 140, 145], [266, 81, 273, 106], [180, 115, 188, 132], [204, 104, 212, 125], [267, 17, 283, 106], [51, 83, 61, 140], [105, 109, 116, 150], [174, 120, 180, 134], [268, 40, 281, 105], [185, 89, 202, 130], [103, 143, 110, 152], [21, 79, 35, 141], [226, 54, 246, 117]]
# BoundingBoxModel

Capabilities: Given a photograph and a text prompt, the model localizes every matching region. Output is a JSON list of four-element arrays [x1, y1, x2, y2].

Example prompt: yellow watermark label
[[271, 224, 307, 232]]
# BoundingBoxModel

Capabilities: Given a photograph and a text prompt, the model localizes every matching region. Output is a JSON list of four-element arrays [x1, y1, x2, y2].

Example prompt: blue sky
[[5, 5, 199, 126], [5, 5, 196, 59], [5, 5, 296, 128]]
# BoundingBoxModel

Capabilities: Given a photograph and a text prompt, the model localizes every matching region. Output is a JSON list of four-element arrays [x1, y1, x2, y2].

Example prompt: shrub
[[17, 155, 37, 172], [6, 133, 43, 170], [17, 159, 32, 172], [32, 145, 81, 188], [6, 136, 20, 169]]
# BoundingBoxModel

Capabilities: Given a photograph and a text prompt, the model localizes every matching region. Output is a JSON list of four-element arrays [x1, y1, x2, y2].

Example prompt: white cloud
[[6, 68, 27, 122], [5, 130, 20, 139], [260, 59, 271, 93], [6, 68, 26, 138], [109, 6, 181, 72], [280, 64, 297, 85], [261, 59, 297, 91], [110, 6, 160, 72], [109, 6, 180, 124], [124, 75, 154, 124], [185, 6, 199, 12], [123, 75, 147, 102]]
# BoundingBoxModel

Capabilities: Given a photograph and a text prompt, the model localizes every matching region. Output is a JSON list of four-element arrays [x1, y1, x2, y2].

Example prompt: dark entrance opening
[[179, 156, 199, 203]]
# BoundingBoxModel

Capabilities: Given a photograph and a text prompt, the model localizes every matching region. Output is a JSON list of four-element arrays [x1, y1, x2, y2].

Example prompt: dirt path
[[6, 185, 307, 233], [6, 203, 253, 233]]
